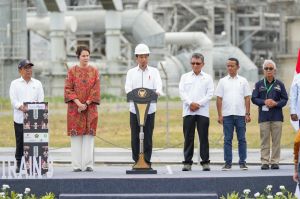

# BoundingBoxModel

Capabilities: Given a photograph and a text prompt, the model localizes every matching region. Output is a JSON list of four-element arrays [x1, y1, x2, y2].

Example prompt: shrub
[[220, 185, 297, 199], [0, 184, 55, 199]]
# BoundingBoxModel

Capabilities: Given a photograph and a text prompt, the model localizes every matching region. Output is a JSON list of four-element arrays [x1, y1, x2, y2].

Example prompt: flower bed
[[220, 185, 297, 199], [1, 184, 55, 199]]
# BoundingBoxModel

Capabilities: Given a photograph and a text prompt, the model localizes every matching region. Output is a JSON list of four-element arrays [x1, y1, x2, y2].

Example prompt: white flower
[[0, 192, 5, 197], [267, 185, 273, 190], [267, 195, 273, 199], [2, 184, 10, 190], [17, 193, 23, 199], [276, 192, 283, 196], [24, 188, 31, 194], [279, 185, 285, 190], [254, 192, 260, 197], [243, 189, 251, 194]]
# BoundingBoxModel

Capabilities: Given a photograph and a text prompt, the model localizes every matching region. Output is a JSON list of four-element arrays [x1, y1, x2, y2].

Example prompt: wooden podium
[[126, 88, 158, 174]]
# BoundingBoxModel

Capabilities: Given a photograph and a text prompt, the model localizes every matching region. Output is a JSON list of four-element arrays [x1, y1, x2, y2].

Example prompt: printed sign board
[[23, 102, 48, 175]]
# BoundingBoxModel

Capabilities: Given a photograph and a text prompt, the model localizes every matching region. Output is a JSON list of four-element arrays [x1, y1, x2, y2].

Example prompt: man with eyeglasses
[[9, 59, 44, 173], [215, 57, 251, 171], [179, 53, 214, 171], [251, 59, 288, 170]]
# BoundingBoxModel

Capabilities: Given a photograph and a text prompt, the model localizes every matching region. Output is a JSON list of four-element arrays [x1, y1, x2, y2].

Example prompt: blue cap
[[18, 59, 34, 69]]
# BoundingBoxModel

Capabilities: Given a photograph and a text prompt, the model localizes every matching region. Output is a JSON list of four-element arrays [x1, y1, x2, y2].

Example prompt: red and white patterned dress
[[64, 65, 100, 136]]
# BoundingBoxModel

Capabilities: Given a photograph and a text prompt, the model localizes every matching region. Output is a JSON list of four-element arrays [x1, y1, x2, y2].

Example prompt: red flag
[[296, 49, 300, 74]]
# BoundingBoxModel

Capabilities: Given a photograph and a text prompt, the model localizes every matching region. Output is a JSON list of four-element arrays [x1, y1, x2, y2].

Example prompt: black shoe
[[85, 167, 93, 172], [261, 164, 269, 170], [73, 168, 82, 172], [202, 163, 210, 171], [271, 164, 279, 169], [15, 166, 20, 173], [16, 161, 21, 173], [182, 164, 192, 171], [240, 163, 248, 170], [221, 164, 231, 171]]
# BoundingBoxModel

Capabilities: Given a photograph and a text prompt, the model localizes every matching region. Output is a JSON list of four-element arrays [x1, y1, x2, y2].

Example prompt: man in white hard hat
[[125, 43, 163, 166]]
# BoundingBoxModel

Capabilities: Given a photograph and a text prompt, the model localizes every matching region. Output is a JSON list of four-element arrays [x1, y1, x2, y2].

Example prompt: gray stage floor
[[0, 147, 295, 179], [54, 164, 295, 178], [0, 147, 295, 164], [0, 164, 293, 179]]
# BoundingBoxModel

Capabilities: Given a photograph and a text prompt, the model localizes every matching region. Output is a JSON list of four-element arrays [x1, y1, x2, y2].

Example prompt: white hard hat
[[134, 43, 150, 55]]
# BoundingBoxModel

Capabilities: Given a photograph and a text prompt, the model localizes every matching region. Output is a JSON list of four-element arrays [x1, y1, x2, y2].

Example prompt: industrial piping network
[[27, 8, 258, 96]]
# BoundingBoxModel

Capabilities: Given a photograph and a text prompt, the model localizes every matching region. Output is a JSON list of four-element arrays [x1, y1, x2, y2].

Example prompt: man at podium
[[125, 44, 163, 167], [9, 59, 44, 173]]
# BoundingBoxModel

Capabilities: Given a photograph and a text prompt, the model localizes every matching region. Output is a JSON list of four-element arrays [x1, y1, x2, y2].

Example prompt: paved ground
[[0, 146, 295, 175], [32, 165, 296, 178], [0, 147, 294, 164], [0, 163, 294, 179]]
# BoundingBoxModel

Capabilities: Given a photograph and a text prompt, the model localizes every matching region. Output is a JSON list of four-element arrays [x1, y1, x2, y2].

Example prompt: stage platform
[[0, 164, 296, 199], [0, 147, 295, 164]]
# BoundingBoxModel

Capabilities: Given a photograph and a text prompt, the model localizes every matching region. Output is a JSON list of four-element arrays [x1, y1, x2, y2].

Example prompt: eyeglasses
[[191, 62, 202, 65], [264, 67, 274, 71]]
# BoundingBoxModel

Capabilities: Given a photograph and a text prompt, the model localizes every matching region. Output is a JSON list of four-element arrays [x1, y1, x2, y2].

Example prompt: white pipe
[[122, 10, 165, 46], [27, 10, 164, 47], [165, 32, 214, 77], [68, 9, 165, 46], [165, 32, 213, 49], [105, 11, 121, 62], [66, 11, 105, 32], [27, 16, 77, 33], [68, 9, 164, 63], [138, 0, 149, 9]]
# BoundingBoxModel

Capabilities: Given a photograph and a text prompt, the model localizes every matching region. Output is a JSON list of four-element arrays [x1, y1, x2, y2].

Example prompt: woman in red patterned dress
[[64, 46, 100, 172]]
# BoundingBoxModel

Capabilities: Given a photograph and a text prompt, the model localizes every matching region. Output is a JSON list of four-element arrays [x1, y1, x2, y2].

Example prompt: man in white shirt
[[290, 74, 300, 129], [125, 44, 162, 166], [179, 53, 214, 171], [215, 58, 251, 171], [9, 59, 44, 172]]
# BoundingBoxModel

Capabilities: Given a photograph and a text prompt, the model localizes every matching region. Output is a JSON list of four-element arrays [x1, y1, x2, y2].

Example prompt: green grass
[[0, 99, 295, 149]]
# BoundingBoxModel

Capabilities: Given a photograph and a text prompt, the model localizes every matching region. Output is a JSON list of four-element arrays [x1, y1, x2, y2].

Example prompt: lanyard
[[264, 78, 276, 96]]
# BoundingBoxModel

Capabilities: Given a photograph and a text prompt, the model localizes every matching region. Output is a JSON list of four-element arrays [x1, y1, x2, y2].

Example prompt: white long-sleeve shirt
[[179, 71, 214, 117], [9, 77, 44, 123], [290, 74, 300, 117], [125, 65, 162, 114], [215, 74, 251, 117]]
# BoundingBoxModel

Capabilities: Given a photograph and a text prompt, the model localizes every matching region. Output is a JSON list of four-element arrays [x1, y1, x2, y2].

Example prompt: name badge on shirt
[[262, 105, 269, 111]]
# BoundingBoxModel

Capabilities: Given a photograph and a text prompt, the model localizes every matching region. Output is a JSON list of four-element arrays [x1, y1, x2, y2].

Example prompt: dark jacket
[[251, 78, 288, 123]]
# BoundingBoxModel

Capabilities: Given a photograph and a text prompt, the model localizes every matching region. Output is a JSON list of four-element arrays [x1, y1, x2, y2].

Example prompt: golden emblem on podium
[[138, 88, 147, 98]]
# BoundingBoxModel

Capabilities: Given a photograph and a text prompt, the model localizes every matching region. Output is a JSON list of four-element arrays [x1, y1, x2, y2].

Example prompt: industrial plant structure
[[0, 0, 299, 97]]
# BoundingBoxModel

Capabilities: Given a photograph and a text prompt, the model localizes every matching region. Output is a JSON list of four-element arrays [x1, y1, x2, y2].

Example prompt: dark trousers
[[14, 122, 23, 167], [183, 115, 210, 165], [130, 112, 155, 163]]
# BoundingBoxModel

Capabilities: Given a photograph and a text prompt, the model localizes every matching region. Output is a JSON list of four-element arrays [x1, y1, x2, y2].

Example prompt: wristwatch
[[245, 113, 250, 116]]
